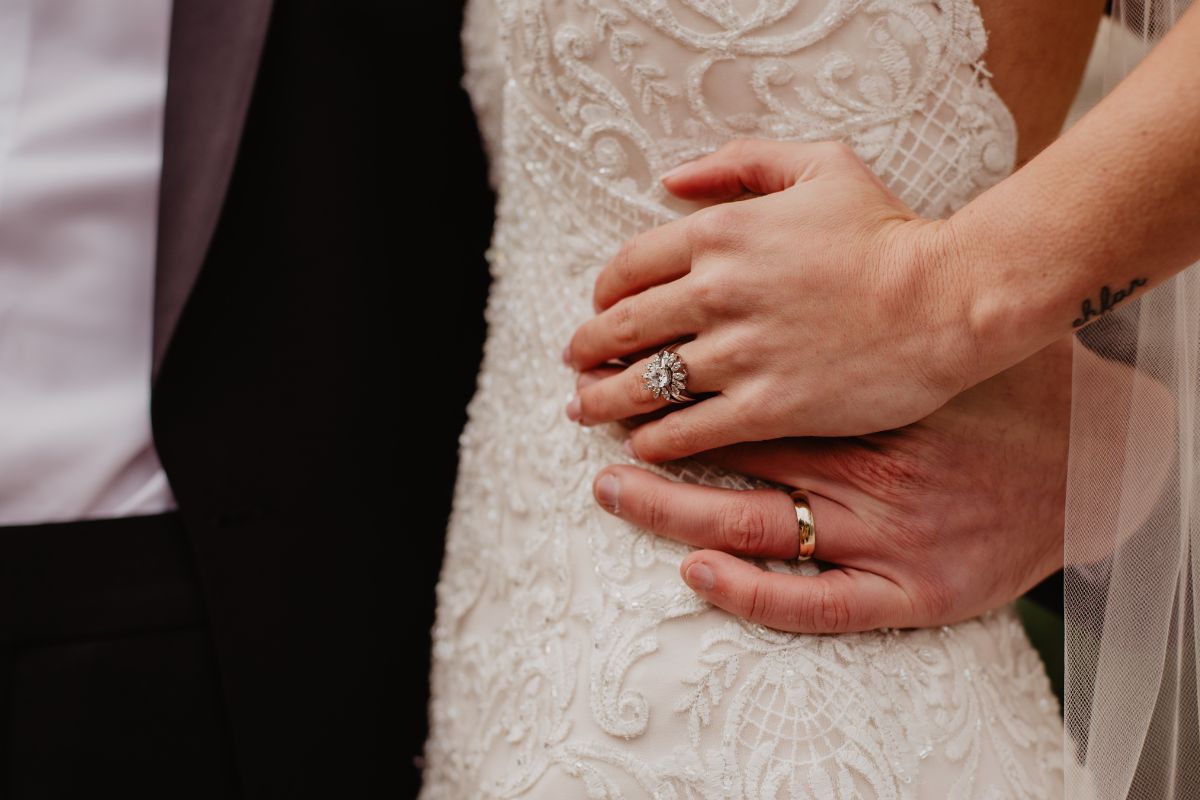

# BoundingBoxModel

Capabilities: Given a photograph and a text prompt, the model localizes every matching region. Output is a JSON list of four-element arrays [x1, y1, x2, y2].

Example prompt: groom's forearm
[[944, 2, 1200, 385]]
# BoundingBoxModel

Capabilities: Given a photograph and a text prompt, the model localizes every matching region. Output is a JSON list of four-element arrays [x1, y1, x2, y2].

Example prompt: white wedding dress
[[423, 1, 1064, 797]]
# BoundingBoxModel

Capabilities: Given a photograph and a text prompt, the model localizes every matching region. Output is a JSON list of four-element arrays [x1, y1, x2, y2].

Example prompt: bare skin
[[975, 0, 1107, 167], [563, 2, 1200, 629], [956, 5, 1200, 378], [590, 340, 1077, 631], [561, 1, 1107, 458], [564, 2, 1200, 457]]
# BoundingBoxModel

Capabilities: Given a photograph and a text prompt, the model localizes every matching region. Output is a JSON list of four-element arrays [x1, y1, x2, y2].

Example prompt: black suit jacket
[[149, 1, 394, 795]]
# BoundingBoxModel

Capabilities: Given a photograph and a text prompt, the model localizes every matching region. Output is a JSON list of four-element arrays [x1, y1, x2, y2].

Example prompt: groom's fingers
[[592, 464, 918, 631], [678, 551, 913, 634], [592, 465, 857, 562]]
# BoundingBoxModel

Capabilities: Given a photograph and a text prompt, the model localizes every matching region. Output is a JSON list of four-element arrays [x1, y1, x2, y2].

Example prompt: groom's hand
[[588, 339, 1079, 632]]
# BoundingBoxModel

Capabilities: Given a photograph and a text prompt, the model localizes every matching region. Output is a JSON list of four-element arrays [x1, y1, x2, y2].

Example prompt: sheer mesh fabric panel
[[887, 63, 1001, 216], [1064, 5, 1198, 797]]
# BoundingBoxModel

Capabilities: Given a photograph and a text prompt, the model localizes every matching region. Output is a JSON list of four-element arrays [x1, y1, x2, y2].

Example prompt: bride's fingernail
[[566, 394, 582, 422], [684, 563, 715, 592], [660, 162, 692, 182], [622, 439, 636, 458], [562, 345, 573, 366], [595, 474, 620, 514]]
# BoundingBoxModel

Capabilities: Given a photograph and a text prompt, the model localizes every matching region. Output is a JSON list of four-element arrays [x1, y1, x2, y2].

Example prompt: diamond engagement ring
[[642, 345, 696, 404]]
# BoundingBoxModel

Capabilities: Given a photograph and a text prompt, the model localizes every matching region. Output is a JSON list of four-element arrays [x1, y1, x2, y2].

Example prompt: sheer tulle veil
[[1063, 2, 1198, 797]]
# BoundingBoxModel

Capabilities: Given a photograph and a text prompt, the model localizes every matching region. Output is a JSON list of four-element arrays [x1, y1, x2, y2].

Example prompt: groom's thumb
[[660, 138, 858, 200]]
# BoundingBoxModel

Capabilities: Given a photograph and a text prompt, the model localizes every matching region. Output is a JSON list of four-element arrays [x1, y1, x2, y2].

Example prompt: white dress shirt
[[0, 0, 176, 525]]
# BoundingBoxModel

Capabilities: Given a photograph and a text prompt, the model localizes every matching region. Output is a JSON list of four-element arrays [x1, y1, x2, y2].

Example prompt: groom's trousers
[[0, 512, 240, 800]]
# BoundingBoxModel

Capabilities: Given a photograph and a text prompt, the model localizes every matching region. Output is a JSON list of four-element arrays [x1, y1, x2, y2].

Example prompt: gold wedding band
[[790, 489, 816, 561]]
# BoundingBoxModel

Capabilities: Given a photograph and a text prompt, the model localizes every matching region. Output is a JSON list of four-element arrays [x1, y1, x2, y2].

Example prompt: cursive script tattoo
[[1072, 278, 1149, 328]]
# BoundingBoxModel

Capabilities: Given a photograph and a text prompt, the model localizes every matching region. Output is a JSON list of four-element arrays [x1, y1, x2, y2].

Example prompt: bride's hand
[[564, 138, 976, 462], [585, 339, 1079, 631]]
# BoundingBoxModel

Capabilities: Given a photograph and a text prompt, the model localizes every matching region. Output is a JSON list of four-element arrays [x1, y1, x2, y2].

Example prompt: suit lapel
[[152, 0, 275, 379]]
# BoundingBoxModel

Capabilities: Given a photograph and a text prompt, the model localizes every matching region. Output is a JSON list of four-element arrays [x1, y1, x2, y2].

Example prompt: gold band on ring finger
[[789, 489, 816, 561]]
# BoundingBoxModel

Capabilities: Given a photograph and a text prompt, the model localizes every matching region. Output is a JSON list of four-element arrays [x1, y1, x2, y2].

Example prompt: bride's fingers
[[592, 216, 693, 313], [576, 367, 620, 390], [567, 279, 702, 372], [592, 465, 857, 563], [678, 551, 913, 634], [626, 394, 742, 463], [570, 341, 718, 425]]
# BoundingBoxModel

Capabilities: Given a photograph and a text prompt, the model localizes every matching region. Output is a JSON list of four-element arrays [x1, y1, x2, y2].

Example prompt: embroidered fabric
[[424, 1, 1063, 797]]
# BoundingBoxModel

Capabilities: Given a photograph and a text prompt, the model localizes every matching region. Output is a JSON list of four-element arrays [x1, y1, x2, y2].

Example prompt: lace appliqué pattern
[[424, 1, 1061, 798], [490, 0, 1016, 218]]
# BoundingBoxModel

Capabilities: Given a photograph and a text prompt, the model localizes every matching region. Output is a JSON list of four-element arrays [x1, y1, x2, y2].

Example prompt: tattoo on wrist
[[1072, 278, 1149, 328]]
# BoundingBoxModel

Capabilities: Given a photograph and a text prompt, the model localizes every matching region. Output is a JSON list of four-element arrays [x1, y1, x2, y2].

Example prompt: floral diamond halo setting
[[642, 347, 693, 403]]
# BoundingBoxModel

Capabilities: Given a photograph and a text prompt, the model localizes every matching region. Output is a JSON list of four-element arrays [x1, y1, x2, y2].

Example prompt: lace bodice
[[423, 2, 1061, 797], [463, 0, 1016, 217]]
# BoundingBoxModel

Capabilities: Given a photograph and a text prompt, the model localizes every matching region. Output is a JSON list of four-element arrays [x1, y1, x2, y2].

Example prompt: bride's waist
[[460, 357, 764, 502]]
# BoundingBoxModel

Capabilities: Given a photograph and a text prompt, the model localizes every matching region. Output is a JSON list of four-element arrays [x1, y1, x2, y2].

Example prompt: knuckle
[[810, 585, 852, 633], [639, 415, 690, 462], [643, 417, 691, 460], [724, 384, 780, 440], [713, 330, 751, 368], [688, 271, 728, 316], [685, 204, 742, 249], [657, 415, 693, 459], [705, 333, 763, 381], [609, 299, 642, 349], [683, 208, 715, 248], [640, 486, 670, 533], [609, 237, 640, 286], [744, 579, 773, 624], [720, 497, 771, 554]]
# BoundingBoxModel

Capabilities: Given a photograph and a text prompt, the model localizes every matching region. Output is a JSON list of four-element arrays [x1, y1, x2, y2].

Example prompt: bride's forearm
[[945, 3, 1200, 380]]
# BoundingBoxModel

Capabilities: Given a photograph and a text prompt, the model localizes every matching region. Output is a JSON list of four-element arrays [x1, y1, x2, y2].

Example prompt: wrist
[[936, 201, 1063, 392], [913, 216, 993, 398]]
